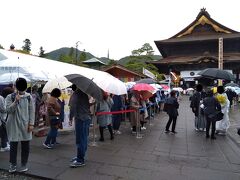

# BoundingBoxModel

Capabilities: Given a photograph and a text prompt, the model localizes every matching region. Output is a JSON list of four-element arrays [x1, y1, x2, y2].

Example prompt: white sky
[[0, 0, 240, 60]]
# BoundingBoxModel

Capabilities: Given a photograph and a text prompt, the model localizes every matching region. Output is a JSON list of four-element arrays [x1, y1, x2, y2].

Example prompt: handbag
[[163, 103, 169, 112], [208, 111, 224, 121], [49, 115, 61, 125]]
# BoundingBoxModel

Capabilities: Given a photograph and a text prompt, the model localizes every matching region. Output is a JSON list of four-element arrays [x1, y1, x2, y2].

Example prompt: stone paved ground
[[0, 95, 240, 180]]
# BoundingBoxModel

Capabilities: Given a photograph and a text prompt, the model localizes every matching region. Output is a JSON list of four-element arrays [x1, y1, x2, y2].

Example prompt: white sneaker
[[0, 146, 10, 152], [115, 130, 122, 135], [141, 127, 147, 130]]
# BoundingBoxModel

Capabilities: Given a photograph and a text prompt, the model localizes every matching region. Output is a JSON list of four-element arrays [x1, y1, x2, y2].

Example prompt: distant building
[[152, 8, 240, 88], [103, 64, 145, 82], [82, 58, 107, 69]]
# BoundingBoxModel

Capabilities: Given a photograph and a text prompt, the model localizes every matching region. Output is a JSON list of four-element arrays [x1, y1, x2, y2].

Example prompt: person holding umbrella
[[69, 87, 93, 167]]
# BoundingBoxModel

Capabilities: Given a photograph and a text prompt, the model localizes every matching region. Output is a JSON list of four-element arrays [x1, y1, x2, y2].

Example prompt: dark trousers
[[166, 115, 177, 132], [10, 141, 30, 166], [206, 118, 216, 137], [99, 125, 113, 140], [0, 124, 8, 148], [112, 115, 122, 130], [75, 119, 90, 163], [45, 126, 58, 145]]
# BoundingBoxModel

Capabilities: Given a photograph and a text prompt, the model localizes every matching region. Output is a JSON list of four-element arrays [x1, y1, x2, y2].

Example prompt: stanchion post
[[149, 104, 153, 126], [89, 103, 98, 147], [123, 104, 127, 127], [136, 109, 143, 139]]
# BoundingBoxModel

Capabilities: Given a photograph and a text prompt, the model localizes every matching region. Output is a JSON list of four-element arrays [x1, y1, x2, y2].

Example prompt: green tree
[[131, 43, 154, 56], [125, 56, 164, 81], [39, 46, 45, 57], [141, 43, 154, 55], [10, 44, 15, 50], [59, 53, 73, 64], [79, 51, 87, 62], [22, 39, 31, 53]]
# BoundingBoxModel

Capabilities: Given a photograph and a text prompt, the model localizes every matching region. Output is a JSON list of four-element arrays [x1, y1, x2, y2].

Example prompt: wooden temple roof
[[153, 8, 240, 66], [171, 8, 238, 39]]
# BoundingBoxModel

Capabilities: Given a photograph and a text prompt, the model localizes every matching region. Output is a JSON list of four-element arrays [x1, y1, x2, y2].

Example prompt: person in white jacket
[[215, 86, 230, 135]]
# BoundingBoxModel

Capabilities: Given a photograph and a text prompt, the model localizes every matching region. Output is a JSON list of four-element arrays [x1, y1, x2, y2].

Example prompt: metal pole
[[136, 109, 143, 139], [75, 41, 81, 65], [218, 37, 223, 86], [89, 103, 98, 147]]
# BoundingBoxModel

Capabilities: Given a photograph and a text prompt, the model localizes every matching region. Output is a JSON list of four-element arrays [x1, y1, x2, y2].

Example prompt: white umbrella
[[172, 87, 183, 92], [186, 88, 194, 91], [150, 83, 162, 89], [0, 73, 30, 84], [125, 82, 136, 90], [42, 76, 72, 93]]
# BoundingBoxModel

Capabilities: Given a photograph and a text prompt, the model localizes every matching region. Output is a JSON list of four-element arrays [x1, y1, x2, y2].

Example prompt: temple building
[[103, 64, 145, 82], [152, 8, 240, 88]]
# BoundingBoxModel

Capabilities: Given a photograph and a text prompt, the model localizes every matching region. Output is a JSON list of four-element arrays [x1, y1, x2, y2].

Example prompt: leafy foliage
[[45, 47, 95, 61], [14, 49, 30, 54], [131, 43, 154, 56], [39, 46, 45, 57], [10, 44, 15, 50], [22, 39, 31, 53], [79, 51, 87, 62]]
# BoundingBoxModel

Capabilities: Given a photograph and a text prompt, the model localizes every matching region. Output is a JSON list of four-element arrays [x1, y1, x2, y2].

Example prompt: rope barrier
[[96, 109, 136, 116]]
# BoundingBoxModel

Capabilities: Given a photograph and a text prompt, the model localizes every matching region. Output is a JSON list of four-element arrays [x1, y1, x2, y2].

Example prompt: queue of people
[[0, 77, 236, 173]]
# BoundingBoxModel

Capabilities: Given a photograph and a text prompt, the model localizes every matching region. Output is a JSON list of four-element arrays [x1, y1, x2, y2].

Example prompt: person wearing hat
[[5, 78, 35, 173]]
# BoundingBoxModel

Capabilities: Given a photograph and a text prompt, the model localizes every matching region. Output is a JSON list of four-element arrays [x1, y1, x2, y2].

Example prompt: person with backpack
[[5, 78, 35, 173]]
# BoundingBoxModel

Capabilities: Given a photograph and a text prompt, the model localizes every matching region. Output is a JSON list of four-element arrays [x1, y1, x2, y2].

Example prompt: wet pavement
[[0, 95, 240, 180]]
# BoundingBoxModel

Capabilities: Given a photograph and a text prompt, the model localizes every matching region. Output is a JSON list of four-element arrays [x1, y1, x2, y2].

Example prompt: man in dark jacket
[[69, 87, 91, 167], [164, 91, 179, 134], [203, 90, 221, 140]]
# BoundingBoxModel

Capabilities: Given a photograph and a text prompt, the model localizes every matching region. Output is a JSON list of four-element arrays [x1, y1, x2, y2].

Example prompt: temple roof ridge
[[170, 8, 238, 39]]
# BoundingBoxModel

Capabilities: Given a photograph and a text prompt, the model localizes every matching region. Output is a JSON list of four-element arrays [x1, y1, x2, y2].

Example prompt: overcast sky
[[1, 0, 240, 60]]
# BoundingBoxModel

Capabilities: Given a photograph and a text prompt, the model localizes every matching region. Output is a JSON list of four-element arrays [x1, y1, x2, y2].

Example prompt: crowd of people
[[0, 77, 237, 172], [190, 84, 233, 139]]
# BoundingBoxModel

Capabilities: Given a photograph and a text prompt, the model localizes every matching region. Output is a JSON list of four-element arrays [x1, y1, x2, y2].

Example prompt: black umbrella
[[224, 82, 239, 87], [198, 68, 235, 81], [65, 74, 103, 101], [136, 78, 157, 84]]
